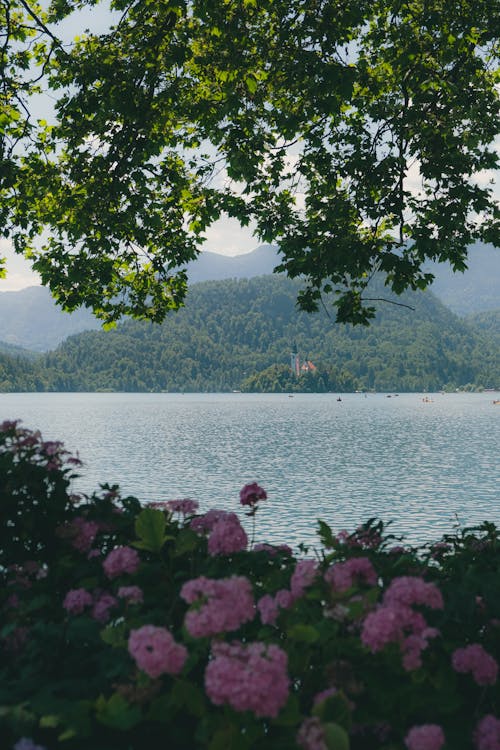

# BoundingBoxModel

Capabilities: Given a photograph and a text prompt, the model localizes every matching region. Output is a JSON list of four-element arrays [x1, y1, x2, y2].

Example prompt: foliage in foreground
[[1, 421, 499, 750], [1, 0, 499, 323]]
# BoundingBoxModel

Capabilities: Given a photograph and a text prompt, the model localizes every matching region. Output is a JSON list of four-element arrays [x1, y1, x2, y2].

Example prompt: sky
[[1, 3, 498, 291]]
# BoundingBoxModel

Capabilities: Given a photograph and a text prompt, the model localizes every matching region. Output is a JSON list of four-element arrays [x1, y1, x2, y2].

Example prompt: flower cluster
[[297, 717, 328, 750], [180, 575, 255, 637], [404, 724, 445, 750], [474, 715, 500, 750], [63, 588, 93, 615], [204, 640, 289, 718], [58, 516, 100, 554], [128, 625, 187, 678], [452, 644, 498, 686], [361, 576, 443, 670], [92, 592, 118, 623], [102, 546, 140, 579], [239, 482, 267, 507], [324, 556, 377, 592], [117, 585, 144, 605], [191, 509, 248, 555], [258, 559, 318, 625], [63, 588, 118, 623]]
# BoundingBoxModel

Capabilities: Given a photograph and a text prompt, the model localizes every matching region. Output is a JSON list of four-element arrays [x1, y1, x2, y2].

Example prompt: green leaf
[[323, 722, 350, 750], [100, 621, 128, 648], [271, 694, 302, 726], [287, 624, 319, 643], [171, 679, 206, 716], [317, 519, 336, 548], [95, 693, 142, 730], [134, 507, 168, 553], [39, 714, 60, 728]]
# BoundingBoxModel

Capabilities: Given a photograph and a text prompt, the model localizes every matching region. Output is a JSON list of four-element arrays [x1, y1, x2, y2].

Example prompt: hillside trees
[[0, 0, 498, 324]]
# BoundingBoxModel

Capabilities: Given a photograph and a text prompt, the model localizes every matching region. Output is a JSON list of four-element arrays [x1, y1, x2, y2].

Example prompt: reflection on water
[[2, 392, 499, 549]]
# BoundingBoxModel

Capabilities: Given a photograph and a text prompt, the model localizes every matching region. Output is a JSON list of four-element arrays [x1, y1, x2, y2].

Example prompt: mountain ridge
[[0, 242, 498, 352]]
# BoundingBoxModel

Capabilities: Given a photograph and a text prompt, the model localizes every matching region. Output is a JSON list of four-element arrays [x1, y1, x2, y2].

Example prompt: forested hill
[[21, 275, 495, 393]]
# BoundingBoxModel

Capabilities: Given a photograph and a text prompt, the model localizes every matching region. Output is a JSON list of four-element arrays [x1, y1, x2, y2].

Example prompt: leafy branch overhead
[[1, 0, 499, 323]]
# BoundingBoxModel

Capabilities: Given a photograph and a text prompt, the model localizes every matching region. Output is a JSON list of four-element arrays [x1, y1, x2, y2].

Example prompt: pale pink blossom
[[117, 586, 144, 605], [257, 594, 280, 625], [128, 625, 187, 678], [181, 575, 255, 637], [92, 593, 118, 623], [291, 559, 318, 599], [190, 508, 231, 534], [474, 715, 500, 750], [68, 517, 100, 553], [324, 557, 377, 592], [63, 588, 93, 615], [452, 644, 498, 686], [207, 514, 248, 556], [383, 577, 443, 610], [239, 482, 267, 507], [275, 588, 294, 609], [404, 724, 445, 750], [297, 717, 327, 750], [361, 604, 437, 670], [205, 640, 289, 718], [102, 546, 140, 579]]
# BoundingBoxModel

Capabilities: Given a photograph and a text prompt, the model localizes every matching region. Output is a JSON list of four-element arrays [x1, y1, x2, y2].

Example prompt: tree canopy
[[1, 0, 499, 323]]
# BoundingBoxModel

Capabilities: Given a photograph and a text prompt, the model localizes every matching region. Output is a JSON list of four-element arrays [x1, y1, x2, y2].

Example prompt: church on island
[[290, 349, 317, 377]]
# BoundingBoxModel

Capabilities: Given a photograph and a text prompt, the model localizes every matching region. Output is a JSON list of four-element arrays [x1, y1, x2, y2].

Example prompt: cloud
[[0, 240, 41, 291]]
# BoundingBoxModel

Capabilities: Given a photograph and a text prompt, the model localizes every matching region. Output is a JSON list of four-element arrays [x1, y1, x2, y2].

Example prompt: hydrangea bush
[[1, 420, 499, 750]]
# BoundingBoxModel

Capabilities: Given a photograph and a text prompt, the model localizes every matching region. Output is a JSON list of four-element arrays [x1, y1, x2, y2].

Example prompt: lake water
[[2, 392, 499, 550]]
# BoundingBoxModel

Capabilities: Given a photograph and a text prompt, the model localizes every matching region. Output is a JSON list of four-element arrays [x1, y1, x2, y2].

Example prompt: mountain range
[[1, 274, 498, 393], [0, 242, 498, 352]]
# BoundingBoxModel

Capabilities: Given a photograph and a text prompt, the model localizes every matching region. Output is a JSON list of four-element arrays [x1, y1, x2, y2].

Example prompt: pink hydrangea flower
[[117, 585, 144, 605], [102, 546, 140, 579], [275, 588, 294, 609], [207, 513, 248, 555], [297, 717, 328, 750], [205, 640, 289, 718], [452, 644, 498, 686], [128, 625, 187, 678], [474, 715, 500, 750], [190, 508, 231, 534], [239, 482, 267, 507], [69, 517, 100, 553], [166, 498, 199, 515], [361, 602, 438, 671], [92, 592, 118, 623], [291, 559, 318, 599], [324, 557, 377, 592], [401, 629, 439, 671], [180, 575, 255, 637], [63, 588, 93, 615], [383, 577, 444, 610], [404, 724, 445, 750], [257, 594, 280, 625], [257, 588, 294, 626]]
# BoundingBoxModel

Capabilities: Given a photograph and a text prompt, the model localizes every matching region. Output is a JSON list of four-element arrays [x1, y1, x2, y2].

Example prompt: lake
[[2, 392, 499, 550]]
